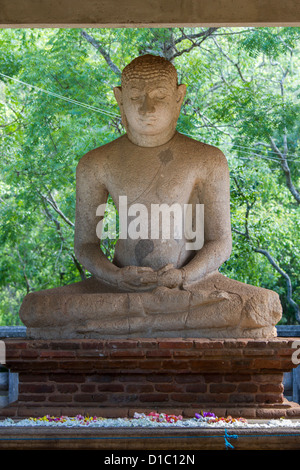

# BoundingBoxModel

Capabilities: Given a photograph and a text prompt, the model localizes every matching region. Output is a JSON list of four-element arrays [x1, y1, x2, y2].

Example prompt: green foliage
[[0, 27, 299, 325]]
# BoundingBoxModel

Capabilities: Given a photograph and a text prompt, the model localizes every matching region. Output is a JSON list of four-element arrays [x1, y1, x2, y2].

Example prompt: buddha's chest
[[104, 147, 200, 207]]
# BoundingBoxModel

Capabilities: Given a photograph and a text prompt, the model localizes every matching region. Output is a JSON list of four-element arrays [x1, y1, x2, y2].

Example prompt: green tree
[[0, 27, 299, 325]]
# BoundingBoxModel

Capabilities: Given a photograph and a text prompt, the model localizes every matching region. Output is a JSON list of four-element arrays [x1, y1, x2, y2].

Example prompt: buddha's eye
[[130, 96, 141, 101]]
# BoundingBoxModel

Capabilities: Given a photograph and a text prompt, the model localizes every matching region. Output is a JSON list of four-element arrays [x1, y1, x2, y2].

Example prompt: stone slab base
[[1, 425, 300, 450], [1, 337, 300, 420]]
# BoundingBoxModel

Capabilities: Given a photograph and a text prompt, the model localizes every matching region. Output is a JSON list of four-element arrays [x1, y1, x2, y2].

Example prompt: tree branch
[[212, 35, 252, 83], [254, 247, 300, 322], [81, 30, 121, 76], [42, 200, 86, 281], [232, 173, 300, 321], [174, 28, 219, 47], [40, 192, 74, 228], [269, 136, 300, 204], [15, 249, 32, 294], [168, 28, 218, 61]]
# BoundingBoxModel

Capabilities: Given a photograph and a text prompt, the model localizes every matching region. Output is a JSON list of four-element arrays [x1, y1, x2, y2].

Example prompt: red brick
[[126, 384, 153, 393], [259, 383, 284, 393], [158, 340, 194, 349], [204, 348, 243, 357], [224, 374, 252, 382], [138, 360, 163, 370], [175, 374, 205, 384], [73, 393, 107, 403], [19, 373, 48, 382], [119, 374, 146, 383], [39, 350, 76, 358], [223, 340, 249, 348], [210, 383, 236, 394], [80, 383, 96, 393], [97, 384, 124, 392], [109, 350, 144, 358], [146, 374, 173, 383], [190, 360, 231, 372], [110, 394, 138, 404], [20, 350, 39, 359], [57, 384, 78, 393], [254, 373, 283, 383], [76, 350, 109, 358], [18, 395, 47, 402], [5, 350, 21, 358], [48, 395, 73, 403], [138, 340, 158, 349], [186, 383, 207, 393], [19, 383, 55, 394], [170, 393, 198, 403], [271, 339, 294, 348], [253, 359, 282, 369], [49, 374, 85, 383], [80, 340, 105, 349], [237, 383, 258, 393], [206, 393, 230, 403], [146, 350, 172, 358], [86, 374, 114, 383], [161, 360, 191, 371], [173, 350, 202, 357], [204, 374, 223, 383], [139, 393, 169, 402], [255, 394, 284, 404], [244, 349, 275, 357], [155, 383, 183, 393], [31, 341, 51, 349], [194, 339, 224, 349], [5, 341, 27, 350], [49, 341, 81, 350], [106, 340, 139, 349], [229, 393, 256, 403], [246, 340, 268, 349]]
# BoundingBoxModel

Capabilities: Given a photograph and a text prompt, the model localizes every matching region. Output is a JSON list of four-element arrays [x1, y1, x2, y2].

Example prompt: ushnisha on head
[[114, 54, 186, 147], [121, 54, 178, 87]]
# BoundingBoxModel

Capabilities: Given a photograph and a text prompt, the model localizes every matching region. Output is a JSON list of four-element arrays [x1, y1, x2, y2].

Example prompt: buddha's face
[[114, 77, 186, 145]]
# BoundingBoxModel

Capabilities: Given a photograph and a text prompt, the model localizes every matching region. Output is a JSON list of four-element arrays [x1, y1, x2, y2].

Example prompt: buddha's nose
[[139, 94, 155, 114]]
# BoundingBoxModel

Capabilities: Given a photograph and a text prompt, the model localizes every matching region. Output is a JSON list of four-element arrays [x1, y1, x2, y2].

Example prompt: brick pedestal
[[1, 337, 300, 419]]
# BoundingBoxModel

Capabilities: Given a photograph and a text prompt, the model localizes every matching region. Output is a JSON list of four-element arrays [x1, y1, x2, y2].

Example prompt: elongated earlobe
[[177, 84, 187, 104], [113, 86, 127, 129], [113, 86, 123, 105]]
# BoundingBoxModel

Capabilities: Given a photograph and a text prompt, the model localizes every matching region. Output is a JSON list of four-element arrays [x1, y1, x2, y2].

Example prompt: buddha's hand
[[116, 265, 158, 291], [157, 264, 184, 289]]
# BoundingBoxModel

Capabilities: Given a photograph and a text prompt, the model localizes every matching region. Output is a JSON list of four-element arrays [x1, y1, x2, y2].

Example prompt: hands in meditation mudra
[[20, 55, 282, 339]]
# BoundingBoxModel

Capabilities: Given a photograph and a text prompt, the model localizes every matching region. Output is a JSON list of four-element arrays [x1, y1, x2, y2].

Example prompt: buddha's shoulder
[[76, 135, 127, 169], [176, 132, 228, 167]]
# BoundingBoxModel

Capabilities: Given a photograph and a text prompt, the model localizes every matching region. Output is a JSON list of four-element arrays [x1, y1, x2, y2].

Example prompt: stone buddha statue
[[20, 54, 282, 339]]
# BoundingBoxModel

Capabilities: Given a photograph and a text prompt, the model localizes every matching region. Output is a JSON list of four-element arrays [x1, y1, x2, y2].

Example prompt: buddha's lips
[[140, 117, 157, 122]]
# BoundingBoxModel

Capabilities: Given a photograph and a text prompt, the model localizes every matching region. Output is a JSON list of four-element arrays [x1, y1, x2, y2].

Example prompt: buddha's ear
[[176, 84, 187, 104], [113, 86, 123, 106], [113, 86, 127, 129]]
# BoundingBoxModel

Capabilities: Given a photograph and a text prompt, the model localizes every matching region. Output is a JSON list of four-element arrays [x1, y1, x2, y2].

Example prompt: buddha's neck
[[126, 127, 177, 148]]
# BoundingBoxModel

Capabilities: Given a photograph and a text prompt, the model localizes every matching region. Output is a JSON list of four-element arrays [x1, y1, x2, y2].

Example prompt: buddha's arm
[[74, 151, 120, 285], [74, 151, 158, 290], [182, 150, 232, 285]]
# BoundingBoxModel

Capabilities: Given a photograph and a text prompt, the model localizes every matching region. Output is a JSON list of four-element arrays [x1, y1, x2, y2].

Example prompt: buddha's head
[[114, 54, 186, 146]]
